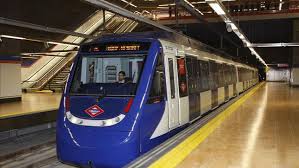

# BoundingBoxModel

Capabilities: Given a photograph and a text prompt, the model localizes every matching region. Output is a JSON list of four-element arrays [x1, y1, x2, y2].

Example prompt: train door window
[[186, 56, 193, 94], [200, 60, 209, 91], [192, 58, 198, 92], [209, 61, 218, 89], [223, 64, 229, 85], [218, 64, 224, 87], [148, 53, 165, 103], [177, 57, 188, 97], [232, 66, 237, 83], [196, 60, 201, 92], [230, 66, 233, 83], [237, 67, 242, 82], [168, 58, 176, 99]]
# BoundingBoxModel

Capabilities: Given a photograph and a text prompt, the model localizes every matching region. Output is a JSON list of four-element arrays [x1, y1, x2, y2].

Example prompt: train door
[[164, 53, 180, 129]]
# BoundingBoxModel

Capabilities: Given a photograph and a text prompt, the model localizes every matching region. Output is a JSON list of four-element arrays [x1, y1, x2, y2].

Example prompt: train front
[[56, 39, 159, 167]]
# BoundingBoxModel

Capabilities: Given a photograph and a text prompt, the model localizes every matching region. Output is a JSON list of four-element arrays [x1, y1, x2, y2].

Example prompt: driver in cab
[[118, 71, 126, 83]]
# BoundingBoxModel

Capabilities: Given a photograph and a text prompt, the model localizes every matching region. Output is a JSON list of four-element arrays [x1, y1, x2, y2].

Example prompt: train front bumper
[[56, 124, 139, 168]]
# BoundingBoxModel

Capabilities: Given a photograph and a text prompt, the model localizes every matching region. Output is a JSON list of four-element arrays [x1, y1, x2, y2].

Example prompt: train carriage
[[56, 31, 258, 168]]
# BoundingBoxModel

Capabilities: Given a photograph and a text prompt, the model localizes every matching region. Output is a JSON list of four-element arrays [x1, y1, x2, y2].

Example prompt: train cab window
[[177, 57, 188, 97], [148, 53, 165, 103], [168, 58, 176, 99], [70, 54, 145, 96]]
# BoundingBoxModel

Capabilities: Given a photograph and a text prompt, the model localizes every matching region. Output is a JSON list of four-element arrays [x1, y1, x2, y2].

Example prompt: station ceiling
[[0, 0, 298, 68]]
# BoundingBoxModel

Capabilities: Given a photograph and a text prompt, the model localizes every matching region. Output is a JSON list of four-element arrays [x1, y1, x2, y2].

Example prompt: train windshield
[[70, 55, 145, 96]]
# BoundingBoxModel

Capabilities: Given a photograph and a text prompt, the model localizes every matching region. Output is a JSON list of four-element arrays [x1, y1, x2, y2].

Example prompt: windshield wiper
[[96, 87, 107, 101]]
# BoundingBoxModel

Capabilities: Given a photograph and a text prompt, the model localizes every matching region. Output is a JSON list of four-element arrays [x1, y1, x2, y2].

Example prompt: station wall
[[266, 68, 290, 82], [0, 61, 22, 101]]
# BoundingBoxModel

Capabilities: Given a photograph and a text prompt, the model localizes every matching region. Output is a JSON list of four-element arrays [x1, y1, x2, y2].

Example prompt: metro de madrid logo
[[84, 105, 104, 117]]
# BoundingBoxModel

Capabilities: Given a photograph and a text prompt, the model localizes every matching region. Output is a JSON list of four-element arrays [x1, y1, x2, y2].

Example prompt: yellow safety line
[[0, 108, 58, 119], [149, 82, 265, 168]]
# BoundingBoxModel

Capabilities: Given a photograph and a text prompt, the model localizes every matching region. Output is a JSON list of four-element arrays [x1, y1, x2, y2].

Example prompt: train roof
[[86, 31, 257, 71]]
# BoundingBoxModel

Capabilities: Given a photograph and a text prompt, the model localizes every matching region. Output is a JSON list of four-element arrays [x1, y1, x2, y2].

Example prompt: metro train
[[56, 31, 258, 168]]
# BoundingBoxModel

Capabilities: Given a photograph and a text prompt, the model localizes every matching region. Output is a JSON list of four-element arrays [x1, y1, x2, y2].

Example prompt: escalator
[[28, 13, 140, 92]]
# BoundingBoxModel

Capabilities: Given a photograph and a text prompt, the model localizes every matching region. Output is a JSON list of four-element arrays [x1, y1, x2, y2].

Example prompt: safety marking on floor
[[149, 82, 265, 168], [0, 108, 58, 119]]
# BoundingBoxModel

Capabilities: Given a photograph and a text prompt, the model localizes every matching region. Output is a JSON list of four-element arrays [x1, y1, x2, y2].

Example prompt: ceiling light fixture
[[0, 34, 79, 47], [158, 0, 236, 7], [205, 0, 267, 66], [279, 0, 283, 11], [209, 3, 225, 15], [0, 35, 25, 40]]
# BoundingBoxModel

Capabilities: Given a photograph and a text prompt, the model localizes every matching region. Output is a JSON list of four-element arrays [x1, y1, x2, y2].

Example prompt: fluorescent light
[[0, 35, 25, 40], [120, 0, 137, 8], [230, 23, 238, 30], [158, 3, 175, 7], [0, 34, 79, 47], [48, 41, 79, 47], [143, 10, 150, 14], [195, 8, 204, 15], [239, 34, 245, 39], [209, 3, 225, 15], [279, 0, 283, 11]]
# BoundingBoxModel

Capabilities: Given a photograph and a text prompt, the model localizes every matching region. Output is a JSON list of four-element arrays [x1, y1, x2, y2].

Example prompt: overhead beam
[[0, 17, 96, 39], [81, 0, 178, 34]]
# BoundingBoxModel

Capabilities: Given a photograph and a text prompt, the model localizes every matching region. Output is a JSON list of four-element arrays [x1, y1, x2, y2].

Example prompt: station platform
[[0, 92, 61, 132], [133, 82, 299, 168]]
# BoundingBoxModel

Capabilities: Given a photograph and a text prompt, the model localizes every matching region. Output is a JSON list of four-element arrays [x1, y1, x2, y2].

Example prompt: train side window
[[168, 58, 176, 99], [177, 57, 188, 97], [148, 53, 165, 104]]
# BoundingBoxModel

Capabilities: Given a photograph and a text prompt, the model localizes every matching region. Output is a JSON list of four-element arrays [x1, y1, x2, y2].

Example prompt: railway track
[[0, 142, 73, 168]]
